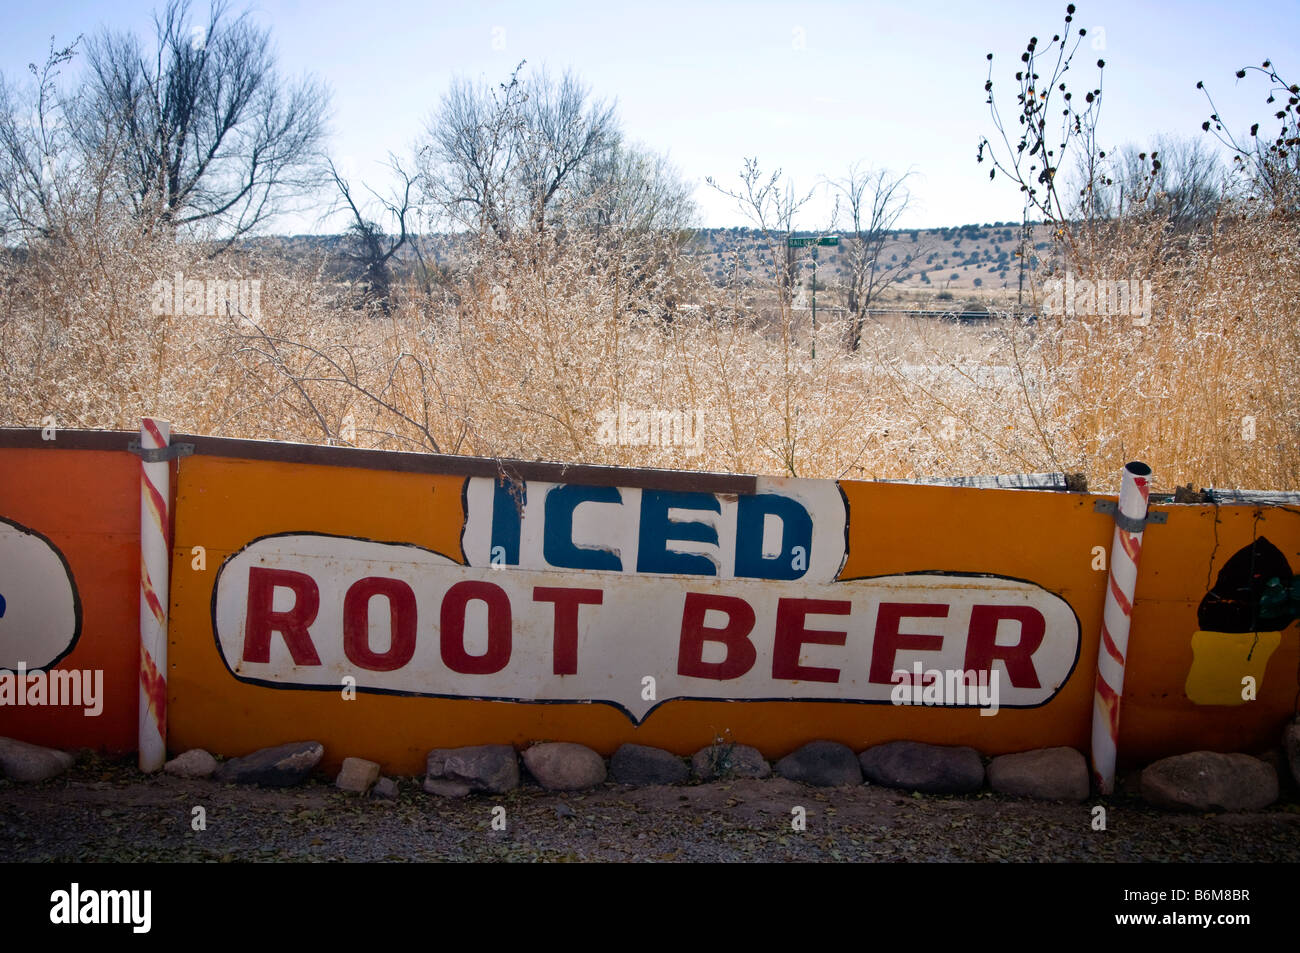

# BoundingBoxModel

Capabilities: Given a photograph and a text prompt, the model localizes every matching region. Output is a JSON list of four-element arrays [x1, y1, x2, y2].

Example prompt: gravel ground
[[2, 754, 1299, 863]]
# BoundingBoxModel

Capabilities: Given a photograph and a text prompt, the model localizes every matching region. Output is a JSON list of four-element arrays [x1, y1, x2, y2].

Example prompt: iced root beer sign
[[211, 475, 1080, 721]]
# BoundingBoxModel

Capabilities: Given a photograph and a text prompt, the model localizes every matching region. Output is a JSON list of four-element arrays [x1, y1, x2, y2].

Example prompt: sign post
[[788, 236, 839, 357], [137, 418, 171, 772], [1091, 461, 1153, 794]]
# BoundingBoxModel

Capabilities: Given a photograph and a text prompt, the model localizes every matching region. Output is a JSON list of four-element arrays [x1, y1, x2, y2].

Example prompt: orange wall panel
[[167, 455, 1299, 774], [0, 449, 141, 752], [4, 437, 1293, 775]]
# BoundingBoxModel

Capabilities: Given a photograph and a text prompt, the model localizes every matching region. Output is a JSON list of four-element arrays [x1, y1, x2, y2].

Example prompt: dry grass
[[2, 202, 1297, 494]]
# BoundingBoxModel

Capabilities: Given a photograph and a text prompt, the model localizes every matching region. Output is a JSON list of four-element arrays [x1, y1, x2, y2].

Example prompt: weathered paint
[[1092, 461, 1152, 793], [138, 417, 171, 771], [0, 516, 81, 671], [0, 448, 141, 751], [169, 452, 1298, 774], [211, 533, 1080, 720], [1185, 630, 1282, 705], [2, 432, 1297, 776]]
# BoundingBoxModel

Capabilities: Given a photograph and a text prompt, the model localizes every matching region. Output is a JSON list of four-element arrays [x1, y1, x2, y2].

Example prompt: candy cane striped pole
[[1091, 460, 1153, 795], [138, 417, 171, 772]]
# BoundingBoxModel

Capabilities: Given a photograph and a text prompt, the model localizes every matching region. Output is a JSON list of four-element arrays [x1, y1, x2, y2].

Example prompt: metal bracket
[[1094, 498, 1167, 532], [127, 440, 195, 462]]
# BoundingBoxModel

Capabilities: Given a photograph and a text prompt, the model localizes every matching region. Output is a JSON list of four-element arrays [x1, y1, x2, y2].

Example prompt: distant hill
[[682, 223, 1055, 306], [241, 222, 1057, 308]]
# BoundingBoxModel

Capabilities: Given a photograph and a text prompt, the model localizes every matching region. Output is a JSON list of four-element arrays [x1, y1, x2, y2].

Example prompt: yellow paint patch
[[1184, 630, 1283, 706]]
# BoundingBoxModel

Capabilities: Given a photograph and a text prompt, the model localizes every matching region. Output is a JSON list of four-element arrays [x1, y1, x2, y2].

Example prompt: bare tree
[[419, 62, 697, 320], [827, 164, 917, 349], [0, 37, 91, 241], [420, 62, 619, 242], [574, 139, 698, 314], [579, 140, 696, 236], [327, 155, 420, 312], [707, 158, 815, 311], [421, 64, 524, 242], [517, 66, 618, 232], [1069, 135, 1225, 229], [1145, 137, 1226, 226], [74, 0, 328, 243], [706, 159, 822, 476]]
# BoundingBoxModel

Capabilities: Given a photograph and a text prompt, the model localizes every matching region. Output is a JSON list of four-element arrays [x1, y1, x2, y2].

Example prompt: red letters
[[440, 580, 512, 674], [533, 587, 603, 675], [772, 598, 850, 682], [964, 604, 1045, 688], [238, 562, 1057, 696], [678, 592, 756, 680], [343, 577, 417, 671], [243, 567, 321, 665], [868, 602, 947, 683]]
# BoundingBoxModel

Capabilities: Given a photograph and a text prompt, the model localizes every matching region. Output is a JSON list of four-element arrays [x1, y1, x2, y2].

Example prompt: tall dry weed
[[2, 201, 1296, 493]]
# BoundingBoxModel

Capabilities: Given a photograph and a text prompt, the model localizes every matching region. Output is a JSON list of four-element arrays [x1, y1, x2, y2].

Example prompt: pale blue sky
[[2, 0, 1296, 233]]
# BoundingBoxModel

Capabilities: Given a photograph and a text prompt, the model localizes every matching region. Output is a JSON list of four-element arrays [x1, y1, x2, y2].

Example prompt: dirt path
[[2, 755, 1299, 863]]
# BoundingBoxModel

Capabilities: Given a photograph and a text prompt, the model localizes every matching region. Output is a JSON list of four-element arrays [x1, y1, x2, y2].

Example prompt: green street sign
[[787, 236, 840, 247]]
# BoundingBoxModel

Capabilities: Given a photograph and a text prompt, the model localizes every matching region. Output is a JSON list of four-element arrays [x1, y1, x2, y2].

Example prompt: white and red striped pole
[[138, 417, 171, 772], [1091, 460, 1153, 794]]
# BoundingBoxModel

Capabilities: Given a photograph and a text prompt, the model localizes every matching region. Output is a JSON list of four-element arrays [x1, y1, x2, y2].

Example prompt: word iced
[[462, 480, 848, 583]]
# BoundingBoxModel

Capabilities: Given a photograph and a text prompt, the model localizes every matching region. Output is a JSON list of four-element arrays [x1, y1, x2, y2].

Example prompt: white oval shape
[[213, 534, 1081, 723], [0, 517, 82, 671]]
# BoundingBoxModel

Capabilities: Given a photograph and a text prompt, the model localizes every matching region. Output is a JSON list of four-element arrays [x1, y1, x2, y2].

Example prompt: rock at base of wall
[[372, 777, 399, 800], [336, 757, 381, 795], [691, 743, 771, 782], [1285, 719, 1300, 790], [1140, 751, 1279, 812], [859, 741, 985, 794], [776, 741, 863, 787], [522, 742, 607, 791], [423, 777, 472, 798], [164, 749, 217, 779], [610, 744, 689, 786], [0, 736, 75, 782], [988, 747, 1089, 801], [425, 745, 519, 795], [214, 741, 324, 787]]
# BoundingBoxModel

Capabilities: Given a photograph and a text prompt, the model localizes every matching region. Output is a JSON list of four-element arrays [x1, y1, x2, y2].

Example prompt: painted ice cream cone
[[1185, 537, 1294, 706]]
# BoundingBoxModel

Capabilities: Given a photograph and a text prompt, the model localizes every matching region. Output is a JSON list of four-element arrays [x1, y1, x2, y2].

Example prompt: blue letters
[[734, 493, 813, 580], [543, 485, 624, 571], [637, 490, 720, 576]]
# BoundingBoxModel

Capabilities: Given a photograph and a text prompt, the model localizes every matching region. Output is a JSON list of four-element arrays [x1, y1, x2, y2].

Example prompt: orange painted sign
[[2, 431, 1297, 777], [0, 441, 142, 752], [167, 449, 1298, 775], [211, 533, 1081, 719]]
